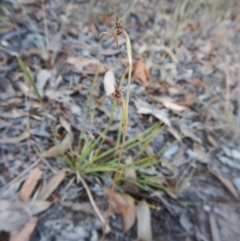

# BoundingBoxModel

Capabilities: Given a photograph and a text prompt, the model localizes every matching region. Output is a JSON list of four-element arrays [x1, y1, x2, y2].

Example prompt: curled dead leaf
[[104, 189, 136, 233], [133, 59, 149, 87]]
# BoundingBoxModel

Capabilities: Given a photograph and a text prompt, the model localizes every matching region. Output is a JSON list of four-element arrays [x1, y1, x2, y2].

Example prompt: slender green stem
[[85, 65, 101, 119]]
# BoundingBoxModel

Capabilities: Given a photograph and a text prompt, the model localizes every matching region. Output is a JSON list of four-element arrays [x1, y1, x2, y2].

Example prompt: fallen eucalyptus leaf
[[40, 133, 73, 158], [36, 69, 51, 96], [209, 214, 221, 241], [180, 124, 202, 143], [161, 101, 188, 112], [104, 189, 136, 233], [38, 170, 66, 200], [212, 171, 238, 200], [20, 167, 43, 201], [10, 217, 38, 241], [136, 201, 152, 241], [0, 131, 30, 144]]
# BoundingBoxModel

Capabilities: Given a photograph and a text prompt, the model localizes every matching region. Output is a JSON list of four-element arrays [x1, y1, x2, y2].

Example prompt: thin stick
[[77, 172, 111, 233]]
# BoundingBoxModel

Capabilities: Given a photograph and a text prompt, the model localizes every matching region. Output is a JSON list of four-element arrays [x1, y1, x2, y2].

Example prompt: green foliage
[[17, 58, 45, 107]]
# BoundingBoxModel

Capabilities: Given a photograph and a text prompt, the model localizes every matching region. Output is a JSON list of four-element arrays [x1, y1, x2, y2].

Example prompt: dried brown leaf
[[124, 156, 136, 180], [61, 201, 97, 216], [206, 133, 218, 148], [134, 99, 171, 126], [153, 110, 171, 127], [10, 217, 38, 241], [90, 22, 98, 36], [167, 127, 182, 142], [212, 172, 239, 200], [170, 145, 187, 167], [168, 87, 181, 96], [36, 69, 51, 96], [20, 167, 43, 201], [104, 189, 136, 233], [134, 59, 149, 87], [193, 143, 209, 163], [184, 19, 200, 31], [186, 78, 205, 88], [59, 116, 71, 133], [67, 57, 100, 66], [162, 101, 188, 112], [44, 88, 75, 103], [136, 201, 152, 241], [28, 200, 52, 215], [150, 45, 178, 64], [180, 93, 196, 107], [0, 98, 22, 108], [0, 131, 30, 144], [209, 214, 221, 241], [40, 132, 73, 158], [124, 156, 139, 194], [0, 110, 27, 119], [180, 124, 202, 143], [0, 202, 29, 232], [102, 15, 112, 25], [38, 170, 66, 200]]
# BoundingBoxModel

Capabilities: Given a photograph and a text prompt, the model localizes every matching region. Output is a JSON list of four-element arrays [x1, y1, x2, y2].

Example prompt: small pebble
[[232, 149, 240, 160], [163, 144, 179, 160], [203, 205, 211, 212]]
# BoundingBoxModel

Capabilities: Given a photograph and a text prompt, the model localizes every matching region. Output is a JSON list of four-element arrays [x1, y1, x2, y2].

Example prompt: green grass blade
[[17, 58, 44, 107]]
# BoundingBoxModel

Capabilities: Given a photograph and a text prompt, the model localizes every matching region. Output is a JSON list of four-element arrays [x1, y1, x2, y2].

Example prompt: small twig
[[77, 172, 111, 233], [61, 177, 75, 201], [38, 155, 57, 173]]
